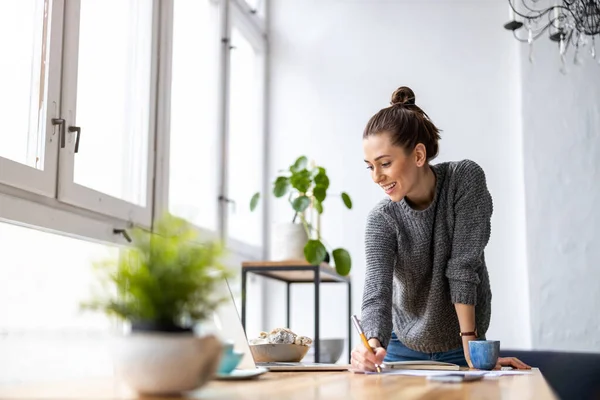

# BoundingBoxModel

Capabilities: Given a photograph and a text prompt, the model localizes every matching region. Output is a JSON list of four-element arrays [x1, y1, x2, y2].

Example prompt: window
[[0, 0, 62, 196], [226, 27, 265, 249], [0, 1, 48, 169], [166, 0, 267, 257], [58, 0, 156, 225], [71, 0, 153, 206], [168, 0, 220, 234], [0, 0, 267, 249], [0, 0, 158, 237]]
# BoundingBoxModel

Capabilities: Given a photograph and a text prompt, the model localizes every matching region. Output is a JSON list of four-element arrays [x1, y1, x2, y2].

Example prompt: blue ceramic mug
[[468, 340, 500, 370], [217, 342, 244, 374]]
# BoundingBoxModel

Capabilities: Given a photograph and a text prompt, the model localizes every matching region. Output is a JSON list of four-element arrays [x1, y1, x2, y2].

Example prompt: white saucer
[[214, 367, 269, 380]]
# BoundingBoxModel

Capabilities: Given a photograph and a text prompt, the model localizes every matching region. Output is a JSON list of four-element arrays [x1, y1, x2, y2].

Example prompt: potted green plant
[[250, 156, 353, 276], [81, 214, 233, 395]]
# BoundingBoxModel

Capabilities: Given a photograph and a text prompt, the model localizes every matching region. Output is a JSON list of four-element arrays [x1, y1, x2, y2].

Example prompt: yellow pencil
[[351, 315, 381, 373]]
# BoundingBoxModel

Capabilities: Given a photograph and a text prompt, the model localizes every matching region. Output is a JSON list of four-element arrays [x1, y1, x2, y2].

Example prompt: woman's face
[[363, 132, 419, 202]]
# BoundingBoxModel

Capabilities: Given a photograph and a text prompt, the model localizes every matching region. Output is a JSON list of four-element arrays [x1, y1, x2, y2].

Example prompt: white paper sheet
[[359, 369, 533, 377], [485, 370, 534, 376]]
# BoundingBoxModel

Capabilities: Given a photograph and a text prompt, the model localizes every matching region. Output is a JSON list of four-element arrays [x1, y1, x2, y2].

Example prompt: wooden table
[[0, 369, 557, 399], [241, 260, 352, 363]]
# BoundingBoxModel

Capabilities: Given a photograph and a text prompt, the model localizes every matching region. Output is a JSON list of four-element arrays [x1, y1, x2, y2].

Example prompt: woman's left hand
[[494, 357, 531, 370], [462, 337, 531, 370]]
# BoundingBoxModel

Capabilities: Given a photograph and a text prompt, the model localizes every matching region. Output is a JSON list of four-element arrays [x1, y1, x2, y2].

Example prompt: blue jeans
[[384, 332, 468, 366]]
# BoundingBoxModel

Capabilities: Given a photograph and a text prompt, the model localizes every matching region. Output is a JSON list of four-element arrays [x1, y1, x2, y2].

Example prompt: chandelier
[[503, 0, 600, 71]]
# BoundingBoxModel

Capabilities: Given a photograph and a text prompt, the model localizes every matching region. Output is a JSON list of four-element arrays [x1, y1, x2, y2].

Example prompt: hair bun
[[390, 86, 416, 106]]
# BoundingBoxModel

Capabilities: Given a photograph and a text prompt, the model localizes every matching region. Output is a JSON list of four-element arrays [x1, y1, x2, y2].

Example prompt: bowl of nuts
[[248, 328, 312, 363]]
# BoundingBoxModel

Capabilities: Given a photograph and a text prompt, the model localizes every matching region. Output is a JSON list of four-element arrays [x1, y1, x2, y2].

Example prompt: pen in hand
[[351, 314, 382, 373]]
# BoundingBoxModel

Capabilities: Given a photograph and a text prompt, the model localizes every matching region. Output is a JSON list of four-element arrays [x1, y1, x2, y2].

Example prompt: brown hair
[[363, 86, 441, 161]]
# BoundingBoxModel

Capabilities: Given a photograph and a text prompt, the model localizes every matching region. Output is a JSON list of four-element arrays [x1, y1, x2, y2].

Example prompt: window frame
[[0, 0, 65, 198], [158, 0, 223, 240], [221, 0, 268, 259], [0, 0, 269, 255], [56, 0, 159, 228]]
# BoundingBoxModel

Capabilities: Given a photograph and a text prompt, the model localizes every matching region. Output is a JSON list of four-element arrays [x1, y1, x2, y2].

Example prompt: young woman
[[351, 86, 530, 371]]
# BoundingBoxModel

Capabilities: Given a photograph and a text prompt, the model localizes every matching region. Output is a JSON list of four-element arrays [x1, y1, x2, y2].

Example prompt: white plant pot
[[111, 333, 222, 395], [270, 222, 308, 261]]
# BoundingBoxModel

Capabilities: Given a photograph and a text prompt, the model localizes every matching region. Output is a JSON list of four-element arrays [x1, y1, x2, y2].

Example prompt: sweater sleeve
[[445, 161, 493, 305], [360, 208, 397, 349]]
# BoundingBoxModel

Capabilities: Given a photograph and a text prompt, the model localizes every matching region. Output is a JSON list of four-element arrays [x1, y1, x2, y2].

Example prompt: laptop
[[210, 280, 350, 372]]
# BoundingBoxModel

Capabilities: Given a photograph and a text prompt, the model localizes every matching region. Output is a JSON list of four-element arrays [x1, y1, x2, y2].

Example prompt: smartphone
[[428, 374, 484, 383]]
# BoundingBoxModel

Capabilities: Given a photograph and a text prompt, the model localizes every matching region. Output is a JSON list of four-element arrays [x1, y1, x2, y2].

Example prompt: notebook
[[382, 360, 460, 371]]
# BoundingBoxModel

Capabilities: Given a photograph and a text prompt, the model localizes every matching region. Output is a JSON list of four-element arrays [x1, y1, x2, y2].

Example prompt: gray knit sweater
[[361, 160, 493, 353]]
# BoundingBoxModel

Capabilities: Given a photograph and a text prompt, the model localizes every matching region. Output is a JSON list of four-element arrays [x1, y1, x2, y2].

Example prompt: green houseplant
[[81, 214, 232, 395], [249, 156, 353, 276], [82, 213, 233, 331]]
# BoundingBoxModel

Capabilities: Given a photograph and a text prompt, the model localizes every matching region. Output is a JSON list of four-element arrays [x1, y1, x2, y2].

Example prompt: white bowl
[[319, 338, 345, 363], [249, 343, 310, 362], [306, 338, 345, 363], [111, 333, 222, 395]]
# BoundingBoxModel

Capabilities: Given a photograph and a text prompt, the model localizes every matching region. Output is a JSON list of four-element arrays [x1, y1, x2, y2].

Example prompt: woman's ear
[[414, 143, 427, 167]]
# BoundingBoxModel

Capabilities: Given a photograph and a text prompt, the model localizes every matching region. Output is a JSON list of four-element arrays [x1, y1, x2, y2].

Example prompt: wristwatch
[[459, 329, 478, 338]]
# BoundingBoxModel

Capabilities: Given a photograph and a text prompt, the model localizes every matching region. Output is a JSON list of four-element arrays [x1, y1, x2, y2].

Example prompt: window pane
[[0, 0, 51, 169], [168, 0, 219, 232], [73, 0, 153, 206], [0, 221, 117, 384], [227, 28, 263, 247]]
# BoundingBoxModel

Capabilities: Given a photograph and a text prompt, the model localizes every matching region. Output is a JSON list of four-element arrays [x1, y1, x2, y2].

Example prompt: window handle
[[218, 195, 236, 213], [69, 126, 81, 153], [52, 118, 65, 148], [113, 228, 132, 243]]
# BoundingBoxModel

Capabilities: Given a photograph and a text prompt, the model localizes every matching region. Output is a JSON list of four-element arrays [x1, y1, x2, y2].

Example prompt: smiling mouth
[[381, 182, 397, 194]]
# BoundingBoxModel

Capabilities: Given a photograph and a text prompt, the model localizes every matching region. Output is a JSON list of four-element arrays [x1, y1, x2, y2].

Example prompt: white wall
[[266, 0, 532, 361], [521, 38, 600, 351]]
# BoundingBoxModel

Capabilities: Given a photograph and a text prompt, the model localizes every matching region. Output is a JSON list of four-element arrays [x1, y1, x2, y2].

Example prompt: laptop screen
[[209, 279, 257, 370]]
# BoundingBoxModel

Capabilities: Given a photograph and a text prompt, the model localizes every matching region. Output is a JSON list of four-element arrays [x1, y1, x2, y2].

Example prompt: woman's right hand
[[350, 338, 387, 372]]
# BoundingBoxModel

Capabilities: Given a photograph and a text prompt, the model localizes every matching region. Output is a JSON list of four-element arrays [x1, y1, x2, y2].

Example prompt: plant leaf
[[273, 177, 290, 197], [249, 192, 260, 211], [341, 192, 352, 209], [314, 169, 329, 189], [313, 186, 326, 203], [332, 248, 351, 276], [292, 195, 311, 212], [290, 156, 308, 173], [312, 166, 326, 177], [314, 199, 323, 214], [290, 169, 311, 193], [304, 240, 327, 265]]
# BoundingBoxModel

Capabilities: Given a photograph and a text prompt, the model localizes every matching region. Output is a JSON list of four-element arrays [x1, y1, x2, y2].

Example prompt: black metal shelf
[[241, 260, 352, 363]]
